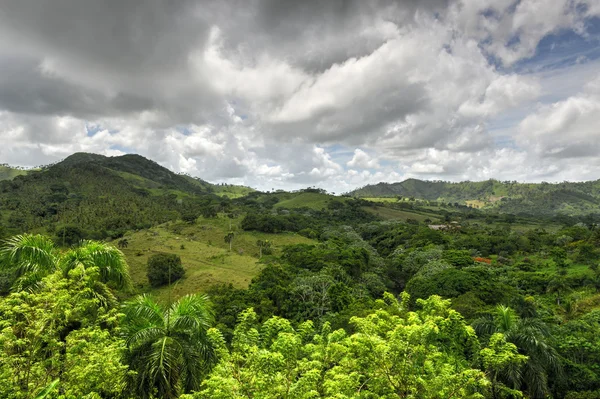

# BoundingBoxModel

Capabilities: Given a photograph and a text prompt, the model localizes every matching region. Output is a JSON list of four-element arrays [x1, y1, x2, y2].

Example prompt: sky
[[1, 0, 600, 193]]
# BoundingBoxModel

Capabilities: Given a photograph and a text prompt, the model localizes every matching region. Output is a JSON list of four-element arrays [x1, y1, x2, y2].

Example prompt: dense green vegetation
[[1, 152, 599, 398], [146, 253, 185, 287], [350, 178, 600, 216], [0, 153, 248, 240]]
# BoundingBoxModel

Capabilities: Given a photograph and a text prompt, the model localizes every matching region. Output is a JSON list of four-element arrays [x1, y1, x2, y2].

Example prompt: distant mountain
[[0, 165, 28, 181], [54, 152, 214, 192], [0, 152, 250, 238], [349, 178, 600, 216]]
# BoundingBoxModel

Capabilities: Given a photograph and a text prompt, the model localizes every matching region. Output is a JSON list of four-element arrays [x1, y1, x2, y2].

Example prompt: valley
[[1, 152, 600, 399]]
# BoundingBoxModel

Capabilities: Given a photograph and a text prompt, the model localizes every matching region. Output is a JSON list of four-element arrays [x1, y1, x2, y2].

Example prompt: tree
[[224, 232, 234, 252], [122, 293, 220, 399], [480, 333, 528, 399], [146, 253, 185, 287], [118, 238, 129, 249], [181, 209, 199, 224], [1, 234, 131, 302], [55, 225, 85, 247], [256, 239, 272, 258], [547, 275, 570, 306], [474, 305, 562, 398], [0, 271, 128, 398], [194, 294, 498, 399], [551, 247, 569, 277]]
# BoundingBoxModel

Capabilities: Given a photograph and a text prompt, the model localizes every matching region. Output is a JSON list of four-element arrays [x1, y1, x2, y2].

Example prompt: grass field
[[363, 197, 399, 203], [117, 214, 314, 303], [364, 205, 442, 222], [212, 184, 255, 198], [274, 192, 342, 210], [465, 199, 486, 209], [0, 166, 28, 181]]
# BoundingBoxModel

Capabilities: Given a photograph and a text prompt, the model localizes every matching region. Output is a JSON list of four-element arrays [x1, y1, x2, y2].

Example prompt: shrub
[[147, 253, 185, 287], [565, 391, 600, 399]]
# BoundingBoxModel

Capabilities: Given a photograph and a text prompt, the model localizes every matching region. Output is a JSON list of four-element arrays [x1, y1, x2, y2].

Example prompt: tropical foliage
[[122, 294, 219, 398], [0, 153, 599, 398]]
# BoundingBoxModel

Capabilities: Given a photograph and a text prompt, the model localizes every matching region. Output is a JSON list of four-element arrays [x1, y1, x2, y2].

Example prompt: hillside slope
[[0, 165, 28, 181], [350, 178, 600, 216], [0, 153, 220, 237]]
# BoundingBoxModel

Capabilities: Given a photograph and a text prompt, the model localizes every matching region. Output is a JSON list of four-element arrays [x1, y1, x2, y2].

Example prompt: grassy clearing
[[0, 166, 28, 181], [118, 215, 314, 303], [521, 253, 594, 278], [363, 197, 399, 203], [465, 199, 486, 209], [539, 261, 594, 278], [212, 185, 255, 198], [364, 205, 442, 222], [274, 192, 341, 210]]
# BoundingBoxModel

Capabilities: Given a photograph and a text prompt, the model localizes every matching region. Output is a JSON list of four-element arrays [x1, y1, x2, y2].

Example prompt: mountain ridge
[[0, 152, 225, 238], [349, 178, 600, 216]]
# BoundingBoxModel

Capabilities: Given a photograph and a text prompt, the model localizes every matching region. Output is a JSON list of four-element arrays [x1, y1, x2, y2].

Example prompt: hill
[[118, 215, 315, 303], [0, 152, 223, 238], [0, 165, 28, 181], [349, 178, 600, 216]]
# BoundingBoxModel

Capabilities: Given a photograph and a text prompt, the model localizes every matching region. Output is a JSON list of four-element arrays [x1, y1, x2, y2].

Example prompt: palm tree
[[1, 234, 57, 290], [474, 305, 562, 398], [547, 275, 570, 305], [1, 234, 131, 303], [122, 293, 219, 399], [224, 232, 234, 251]]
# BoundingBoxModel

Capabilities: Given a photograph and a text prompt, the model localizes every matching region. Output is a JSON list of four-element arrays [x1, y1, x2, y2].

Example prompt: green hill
[[118, 215, 315, 303], [0, 165, 28, 181], [0, 153, 223, 238], [350, 178, 600, 216]]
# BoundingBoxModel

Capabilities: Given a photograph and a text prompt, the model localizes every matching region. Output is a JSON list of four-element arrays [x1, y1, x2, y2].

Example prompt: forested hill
[[0, 152, 225, 239], [349, 178, 600, 216], [49, 152, 214, 192]]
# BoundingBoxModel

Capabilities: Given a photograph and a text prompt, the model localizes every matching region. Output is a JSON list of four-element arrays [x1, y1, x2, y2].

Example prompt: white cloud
[[0, 0, 599, 192], [518, 75, 600, 158], [347, 149, 380, 169]]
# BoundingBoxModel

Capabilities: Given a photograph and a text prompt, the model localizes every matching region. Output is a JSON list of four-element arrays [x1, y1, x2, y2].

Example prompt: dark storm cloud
[[1, 0, 599, 190], [0, 0, 448, 121], [0, 0, 208, 73], [267, 82, 429, 145], [0, 57, 154, 117], [0, 0, 226, 122], [217, 0, 451, 72]]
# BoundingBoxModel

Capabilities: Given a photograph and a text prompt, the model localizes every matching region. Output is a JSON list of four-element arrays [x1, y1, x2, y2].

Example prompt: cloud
[[451, 0, 600, 66], [0, 0, 599, 191], [517, 74, 600, 158], [347, 149, 380, 169]]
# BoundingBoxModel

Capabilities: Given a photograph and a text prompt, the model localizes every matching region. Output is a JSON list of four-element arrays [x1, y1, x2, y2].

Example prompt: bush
[[0, 269, 14, 295], [55, 225, 85, 246], [565, 391, 600, 399], [147, 253, 185, 287]]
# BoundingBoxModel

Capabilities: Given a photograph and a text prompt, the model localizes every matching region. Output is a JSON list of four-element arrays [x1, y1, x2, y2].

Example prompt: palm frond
[[127, 326, 167, 348], [76, 241, 133, 289], [147, 336, 183, 399], [58, 249, 87, 278], [12, 270, 48, 292], [169, 293, 214, 332], [122, 293, 218, 398], [494, 305, 518, 333], [90, 280, 118, 308], [123, 294, 166, 330], [33, 379, 59, 399], [472, 314, 496, 337], [1, 234, 58, 279]]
